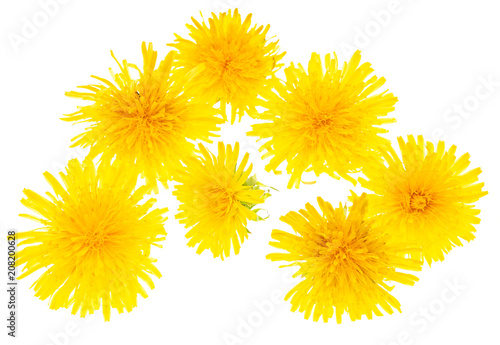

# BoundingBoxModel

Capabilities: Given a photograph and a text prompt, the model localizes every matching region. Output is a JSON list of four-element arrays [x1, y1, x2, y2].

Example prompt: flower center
[[326, 242, 351, 264], [214, 54, 239, 81], [84, 227, 108, 251], [220, 58, 232, 71], [206, 186, 236, 217], [409, 192, 430, 212], [310, 111, 335, 130]]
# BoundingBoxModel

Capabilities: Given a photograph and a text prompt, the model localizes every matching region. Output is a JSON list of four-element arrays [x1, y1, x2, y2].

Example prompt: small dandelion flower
[[64, 42, 222, 190], [169, 9, 285, 124], [248, 51, 397, 188], [267, 194, 422, 323], [173, 142, 270, 260], [17, 159, 168, 321], [358, 135, 488, 265]]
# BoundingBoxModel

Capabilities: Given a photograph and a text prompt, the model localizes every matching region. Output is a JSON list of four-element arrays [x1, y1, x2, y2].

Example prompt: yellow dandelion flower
[[173, 142, 270, 260], [64, 42, 222, 190], [267, 194, 422, 323], [169, 9, 285, 124], [358, 135, 488, 265], [17, 159, 167, 321], [248, 51, 397, 188]]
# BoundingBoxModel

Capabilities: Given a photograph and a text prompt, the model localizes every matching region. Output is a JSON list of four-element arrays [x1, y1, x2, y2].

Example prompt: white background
[[1, 0, 499, 344]]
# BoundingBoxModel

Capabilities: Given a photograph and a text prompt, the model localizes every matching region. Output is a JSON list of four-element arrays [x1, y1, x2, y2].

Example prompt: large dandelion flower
[[248, 51, 397, 188], [64, 42, 222, 190], [17, 159, 167, 321], [358, 135, 488, 265], [267, 194, 422, 323], [173, 142, 270, 260], [169, 9, 285, 124]]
